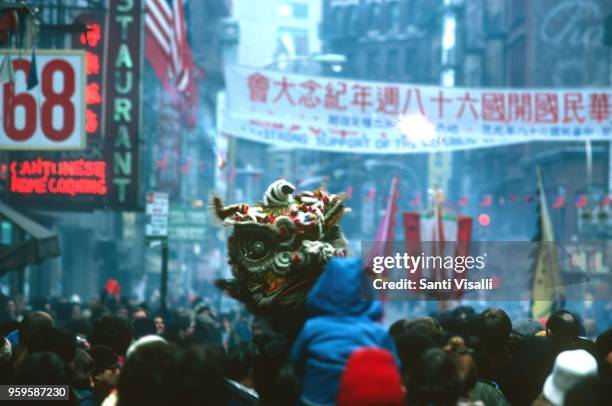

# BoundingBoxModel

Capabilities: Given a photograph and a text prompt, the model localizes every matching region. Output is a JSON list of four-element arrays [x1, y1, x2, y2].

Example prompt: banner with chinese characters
[[223, 65, 612, 153]]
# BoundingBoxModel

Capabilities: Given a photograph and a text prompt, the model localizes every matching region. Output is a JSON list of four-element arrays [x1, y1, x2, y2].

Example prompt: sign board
[[145, 192, 169, 238], [72, 12, 105, 143], [6, 13, 108, 211], [533, 0, 610, 87], [224, 65, 612, 153], [169, 227, 207, 241], [0, 50, 86, 150], [103, 0, 142, 209], [10, 158, 106, 196], [169, 207, 207, 241], [5, 8, 143, 212]]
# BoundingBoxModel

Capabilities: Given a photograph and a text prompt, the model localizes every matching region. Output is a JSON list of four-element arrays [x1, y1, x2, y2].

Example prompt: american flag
[[145, 0, 198, 125]]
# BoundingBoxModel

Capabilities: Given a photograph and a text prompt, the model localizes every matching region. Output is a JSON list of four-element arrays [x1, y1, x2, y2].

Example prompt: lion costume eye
[[236, 228, 276, 262], [244, 238, 268, 260]]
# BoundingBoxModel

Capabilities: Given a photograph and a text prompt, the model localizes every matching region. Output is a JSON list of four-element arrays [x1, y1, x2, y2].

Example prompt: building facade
[[321, 0, 442, 83], [450, 0, 612, 240]]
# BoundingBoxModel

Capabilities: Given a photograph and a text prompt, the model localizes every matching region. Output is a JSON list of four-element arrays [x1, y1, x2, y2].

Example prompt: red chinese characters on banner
[[431, 90, 451, 119], [324, 82, 347, 110], [481, 93, 506, 122], [588, 93, 610, 123], [508, 93, 532, 122], [535, 93, 559, 123], [563, 93, 585, 123], [351, 84, 372, 113], [299, 79, 322, 108], [377, 86, 400, 115], [239, 67, 609, 134], [456, 92, 479, 119], [247, 72, 270, 103], [402, 88, 426, 115], [273, 76, 296, 105]]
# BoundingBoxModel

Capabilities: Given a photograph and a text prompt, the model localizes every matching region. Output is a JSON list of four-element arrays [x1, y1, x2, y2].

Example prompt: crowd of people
[[0, 257, 611, 405]]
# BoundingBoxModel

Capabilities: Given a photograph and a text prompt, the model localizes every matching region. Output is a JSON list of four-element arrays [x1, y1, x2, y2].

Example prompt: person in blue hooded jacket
[[291, 257, 399, 406]]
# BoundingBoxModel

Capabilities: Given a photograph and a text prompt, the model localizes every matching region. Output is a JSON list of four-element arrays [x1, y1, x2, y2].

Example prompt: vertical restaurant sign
[[103, 0, 142, 209]]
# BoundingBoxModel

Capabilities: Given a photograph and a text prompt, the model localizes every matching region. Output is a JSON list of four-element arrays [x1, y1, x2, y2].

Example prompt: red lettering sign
[[535, 93, 559, 123], [272, 77, 296, 105], [456, 92, 479, 119], [508, 93, 532, 122], [377, 86, 400, 115], [563, 93, 585, 123], [588, 93, 610, 123], [430, 90, 451, 119], [299, 79, 322, 108], [352, 84, 373, 113], [10, 158, 107, 196], [481, 93, 506, 122], [247, 72, 270, 103], [402, 88, 426, 115], [324, 82, 347, 110]]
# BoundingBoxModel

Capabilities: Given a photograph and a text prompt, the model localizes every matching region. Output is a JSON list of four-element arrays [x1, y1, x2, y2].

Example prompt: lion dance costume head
[[212, 179, 350, 337]]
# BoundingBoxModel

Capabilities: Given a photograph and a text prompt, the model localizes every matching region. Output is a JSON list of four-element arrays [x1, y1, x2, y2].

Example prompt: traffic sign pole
[[160, 238, 169, 317]]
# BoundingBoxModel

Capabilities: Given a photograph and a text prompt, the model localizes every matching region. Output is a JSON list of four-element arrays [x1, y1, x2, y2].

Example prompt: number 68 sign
[[0, 50, 86, 150]]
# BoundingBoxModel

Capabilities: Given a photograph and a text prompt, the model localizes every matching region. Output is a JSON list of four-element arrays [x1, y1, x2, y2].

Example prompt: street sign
[[0, 50, 86, 151], [145, 192, 169, 238], [169, 207, 207, 241], [169, 227, 207, 240]]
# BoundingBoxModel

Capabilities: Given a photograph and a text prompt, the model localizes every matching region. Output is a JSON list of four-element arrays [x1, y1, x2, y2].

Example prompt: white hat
[[125, 335, 167, 359], [543, 349, 597, 406]]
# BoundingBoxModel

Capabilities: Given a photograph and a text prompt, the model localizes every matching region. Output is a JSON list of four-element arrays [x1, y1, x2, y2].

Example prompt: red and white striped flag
[[145, 0, 199, 126]]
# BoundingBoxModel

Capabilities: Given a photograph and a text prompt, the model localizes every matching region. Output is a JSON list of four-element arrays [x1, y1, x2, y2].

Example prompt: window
[[509, 37, 526, 86], [348, 6, 359, 35], [404, 45, 416, 75], [510, 0, 526, 26], [385, 49, 398, 79], [404, 0, 414, 25], [485, 40, 504, 85], [334, 7, 346, 35], [277, 27, 309, 56], [389, 2, 400, 32], [486, 0, 506, 33], [368, 3, 381, 30], [291, 2, 309, 18], [465, 0, 483, 49], [464, 54, 482, 86], [367, 50, 378, 78]]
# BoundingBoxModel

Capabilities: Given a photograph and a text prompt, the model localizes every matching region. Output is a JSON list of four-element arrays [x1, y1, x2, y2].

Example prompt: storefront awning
[[0, 201, 60, 274]]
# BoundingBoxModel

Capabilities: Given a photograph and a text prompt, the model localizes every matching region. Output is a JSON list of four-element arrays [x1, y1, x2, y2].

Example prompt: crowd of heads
[[0, 292, 253, 405], [0, 258, 611, 406], [388, 307, 612, 406]]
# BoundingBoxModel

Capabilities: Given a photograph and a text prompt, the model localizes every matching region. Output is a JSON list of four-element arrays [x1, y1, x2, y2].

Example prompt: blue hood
[[306, 257, 382, 319]]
